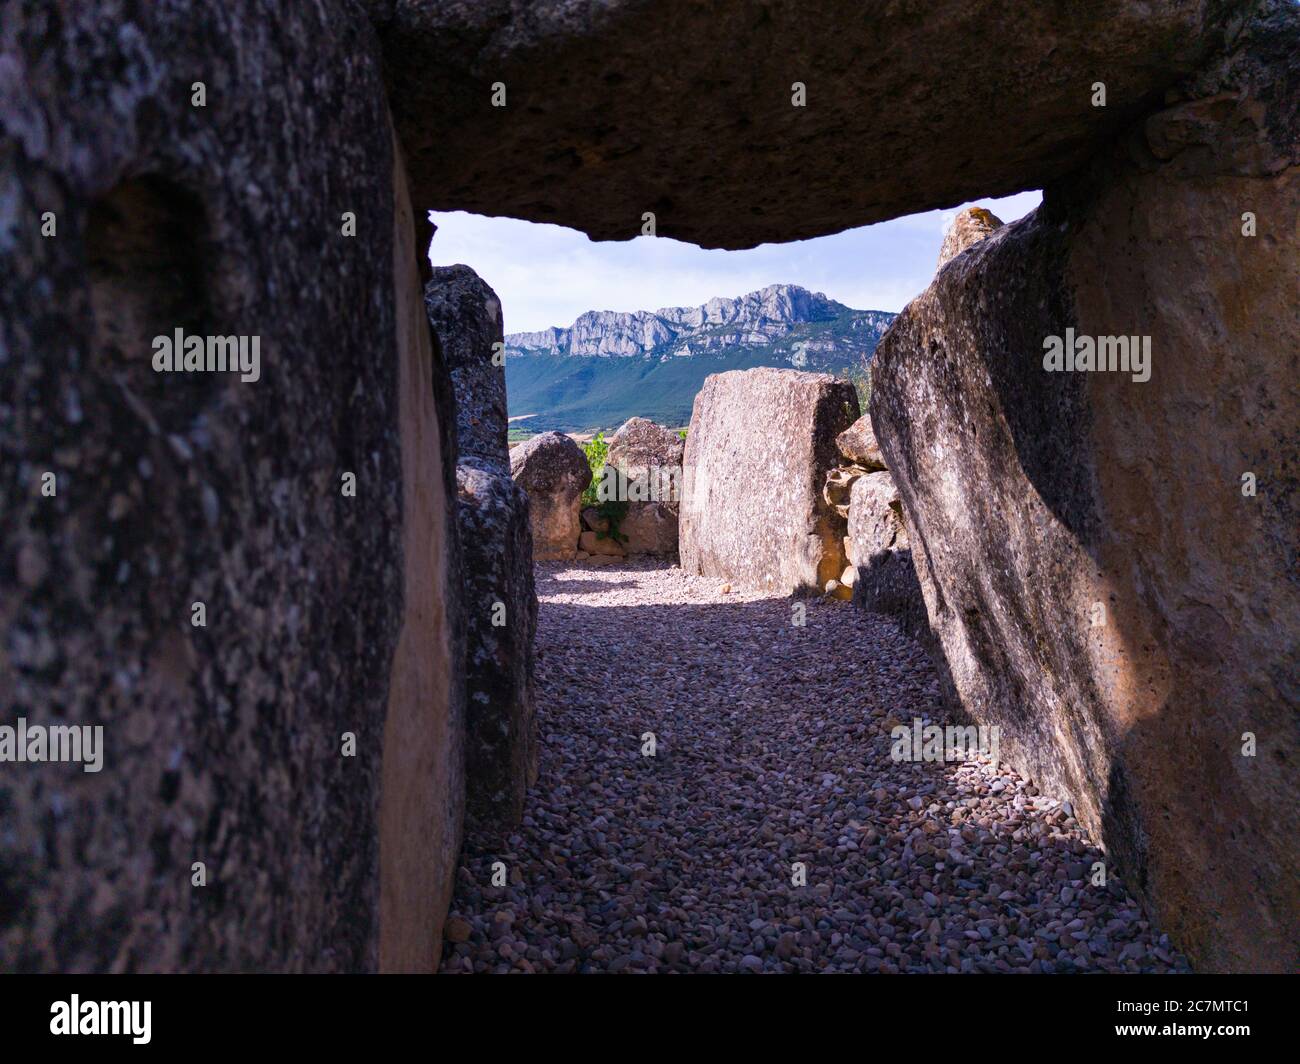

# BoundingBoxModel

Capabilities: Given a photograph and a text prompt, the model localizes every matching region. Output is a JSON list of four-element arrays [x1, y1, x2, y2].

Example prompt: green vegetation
[[848, 364, 873, 416], [579, 432, 628, 543]]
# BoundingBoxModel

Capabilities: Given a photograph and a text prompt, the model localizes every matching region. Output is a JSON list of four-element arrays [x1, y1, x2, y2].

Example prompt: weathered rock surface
[[846, 472, 908, 565], [425, 265, 509, 471], [836, 416, 886, 471], [870, 2, 1299, 973], [426, 264, 539, 836], [375, 1, 1236, 248], [606, 417, 684, 557], [510, 432, 592, 560], [680, 369, 858, 593], [453, 462, 538, 834], [579, 529, 626, 557], [937, 207, 1005, 268], [0, 0, 463, 972], [617, 502, 680, 557]]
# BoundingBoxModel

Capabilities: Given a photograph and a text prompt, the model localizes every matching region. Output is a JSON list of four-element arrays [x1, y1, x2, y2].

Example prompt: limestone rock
[[869, 3, 1299, 973], [846, 472, 908, 566], [377, 1, 1236, 248], [823, 466, 865, 519], [455, 462, 538, 834], [579, 529, 626, 557], [836, 416, 887, 471], [606, 417, 684, 557], [0, 0, 463, 973], [608, 417, 686, 473], [425, 265, 509, 472], [581, 507, 609, 533], [510, 432, 592, 559], [617, 502, 680, 557], [679, 368, 858, 593], [937, 206, 1005, 268]]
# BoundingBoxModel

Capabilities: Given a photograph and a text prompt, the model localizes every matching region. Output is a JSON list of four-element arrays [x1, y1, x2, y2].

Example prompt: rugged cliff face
[[506, 284, 892, 363], [871, 3, 1299, 972]]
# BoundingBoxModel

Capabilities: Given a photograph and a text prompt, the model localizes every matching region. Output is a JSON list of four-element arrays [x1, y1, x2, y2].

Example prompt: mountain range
[[504, 283, 895, 432]]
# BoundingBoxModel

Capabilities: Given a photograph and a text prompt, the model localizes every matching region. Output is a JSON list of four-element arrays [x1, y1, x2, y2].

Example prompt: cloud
[[429, 190, 1042, 333]]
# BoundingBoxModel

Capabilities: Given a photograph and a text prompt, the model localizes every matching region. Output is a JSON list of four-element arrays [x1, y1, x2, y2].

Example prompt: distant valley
[[504, 284, 895, 433]]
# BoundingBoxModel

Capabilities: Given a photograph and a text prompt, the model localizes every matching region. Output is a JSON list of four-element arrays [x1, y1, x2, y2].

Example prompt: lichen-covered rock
[[836, 416, 887, 471], [510, 432, 592, 560], [937, 206, 1004, 268], [425, 265, 509, 472], [606, 417, 684, 557], [454, 462, 538, 835], [679, 368, 858, 593], [376, 1, 1237, 248], [870, 2, 1299, 973], [0, 0, 463, 973]]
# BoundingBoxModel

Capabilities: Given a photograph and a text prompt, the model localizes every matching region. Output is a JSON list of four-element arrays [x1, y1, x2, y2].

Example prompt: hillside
[[505, 284, 895, 432]]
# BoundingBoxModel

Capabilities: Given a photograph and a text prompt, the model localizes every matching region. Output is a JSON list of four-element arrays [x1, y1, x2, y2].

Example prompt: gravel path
[[440, 559, 1188, 974]]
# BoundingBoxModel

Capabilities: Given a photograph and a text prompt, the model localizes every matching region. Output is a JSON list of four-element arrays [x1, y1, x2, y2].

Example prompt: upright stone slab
[[870, 3, 1299, 972], [0, 0, 464, 973], [425, 267, 539, 835], [606, 417, 684, 557], [680, 368, 858, 593], [511, 432, 592, 561]]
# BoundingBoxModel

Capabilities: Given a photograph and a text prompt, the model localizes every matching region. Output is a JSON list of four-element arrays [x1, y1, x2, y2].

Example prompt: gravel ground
[[440, 559, 1189, 974]]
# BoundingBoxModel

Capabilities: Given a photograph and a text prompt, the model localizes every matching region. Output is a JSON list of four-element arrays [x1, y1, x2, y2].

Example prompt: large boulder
[[510, 432, 592, 560], [680, 368, 858, 593], [937, 206, 1004, 268], [835, 416, 886, 471], [376, 1, 1237, 248], [605, 417, 684, 556], [870, 3, 1299, 973], [425, 266, 538, 836], [0, 0, 463, 972]]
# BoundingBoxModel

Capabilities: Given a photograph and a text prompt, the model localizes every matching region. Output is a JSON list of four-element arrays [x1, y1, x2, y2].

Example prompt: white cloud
[[429, 190, 1042, 333]]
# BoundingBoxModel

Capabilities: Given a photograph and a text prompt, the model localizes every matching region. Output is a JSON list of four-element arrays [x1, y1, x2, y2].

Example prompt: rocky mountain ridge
[[505, 283, 895, 368]]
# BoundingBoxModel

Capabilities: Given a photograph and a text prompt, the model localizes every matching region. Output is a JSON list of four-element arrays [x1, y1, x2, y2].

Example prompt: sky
[[429, 190, 1041, 335]]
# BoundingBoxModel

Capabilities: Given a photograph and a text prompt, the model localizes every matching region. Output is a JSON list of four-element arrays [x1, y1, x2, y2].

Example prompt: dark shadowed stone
[[680, 368, 858, 593], [425, 263, 538, 836], [937, 207, 1005, 268], [0, 0, 463, 972], [835, 416, 886, 471], [455, 461, 538, 835], [425, 265, 509, 472], [870, 1, 1299, 973], [510, 432, 592, 560], [607, 417, 684, 557], [375, 0, 1235, 248]]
